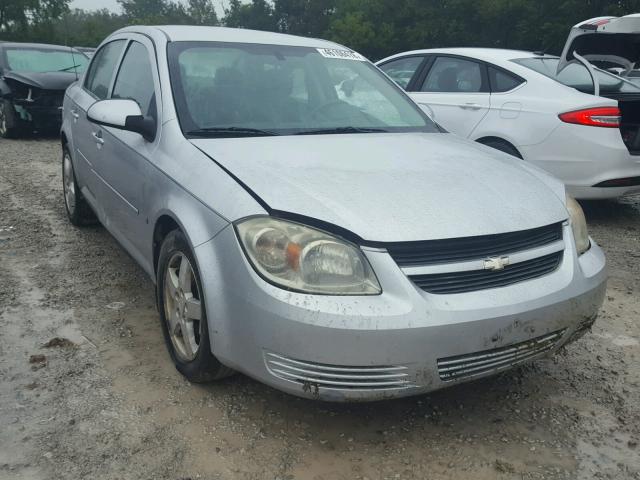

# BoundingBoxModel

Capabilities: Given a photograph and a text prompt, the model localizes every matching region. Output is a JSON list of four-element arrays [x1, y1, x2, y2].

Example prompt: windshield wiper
[[57, 64, 82, 72], [296, 126, 388, 135], [186, 127, 280, 137]]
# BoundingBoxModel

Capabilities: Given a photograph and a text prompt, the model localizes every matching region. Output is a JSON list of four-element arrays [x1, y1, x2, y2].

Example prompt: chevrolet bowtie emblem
[[484, 256, 510, 271]]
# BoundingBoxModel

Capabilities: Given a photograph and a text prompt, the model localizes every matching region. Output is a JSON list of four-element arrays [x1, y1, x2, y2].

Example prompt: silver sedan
[[61, 26, 606, 401]]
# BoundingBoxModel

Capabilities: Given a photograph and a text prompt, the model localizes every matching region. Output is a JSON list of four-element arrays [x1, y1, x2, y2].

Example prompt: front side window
[[168, 42, 437, 136], [84, 40, 126, 100], [378, 56, 424, 89], [4, 48, 89, 73], [421, 57, 485, 93], [112, 41, 156, 118], [513, 57, 640, 95]]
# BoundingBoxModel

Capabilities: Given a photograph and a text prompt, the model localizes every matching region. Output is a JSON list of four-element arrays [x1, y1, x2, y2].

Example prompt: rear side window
[[421, 57, 485, 93], [488, 67, 524, 92], [378, 56, 424, 89], [84, 40, 126, 100], [112, 41, 156, 119]]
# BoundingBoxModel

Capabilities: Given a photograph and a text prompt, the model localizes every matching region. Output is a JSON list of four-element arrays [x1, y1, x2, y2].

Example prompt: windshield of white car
[[512, 57, 640, 95], [4, 48, 89, 73], [168, 41, 438, 137]]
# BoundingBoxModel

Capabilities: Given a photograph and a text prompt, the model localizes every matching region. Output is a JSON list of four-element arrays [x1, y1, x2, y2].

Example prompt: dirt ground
[[0, 137, 639, 480]]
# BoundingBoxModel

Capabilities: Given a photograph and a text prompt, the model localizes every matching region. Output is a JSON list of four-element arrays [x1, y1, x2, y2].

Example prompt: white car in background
[[377, 20, 640, 199]]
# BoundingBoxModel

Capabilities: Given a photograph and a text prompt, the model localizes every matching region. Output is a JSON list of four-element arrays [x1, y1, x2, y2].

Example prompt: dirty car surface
[[0, 42, 88, 138], [61, 25, 606, 401]]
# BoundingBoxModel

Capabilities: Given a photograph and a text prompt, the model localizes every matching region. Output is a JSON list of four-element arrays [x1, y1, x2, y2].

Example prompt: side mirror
[[87, 99, 156, 142]]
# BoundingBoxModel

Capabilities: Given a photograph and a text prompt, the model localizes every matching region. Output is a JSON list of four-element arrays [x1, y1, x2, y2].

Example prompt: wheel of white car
[[62, 146, 97, 226], [157, 230, 234, 382], [478, 138, 523, 159]]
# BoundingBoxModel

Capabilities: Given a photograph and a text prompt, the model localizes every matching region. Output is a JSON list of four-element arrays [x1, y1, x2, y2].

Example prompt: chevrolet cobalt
[[61, 26, 606, 401]]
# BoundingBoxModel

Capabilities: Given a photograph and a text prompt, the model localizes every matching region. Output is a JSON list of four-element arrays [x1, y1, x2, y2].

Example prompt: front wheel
[[0, 100, 22, 139], [157, 230, 234, 382]]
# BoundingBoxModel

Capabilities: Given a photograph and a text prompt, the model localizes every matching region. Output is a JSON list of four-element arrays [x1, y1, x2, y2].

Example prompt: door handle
[[70, 109, 79, 119], [460, 103, 482, 110], [92, 131, 104, 145]]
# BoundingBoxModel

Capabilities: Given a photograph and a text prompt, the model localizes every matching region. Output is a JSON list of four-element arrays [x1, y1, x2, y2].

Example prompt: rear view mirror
[[87, 99, 156, 142]]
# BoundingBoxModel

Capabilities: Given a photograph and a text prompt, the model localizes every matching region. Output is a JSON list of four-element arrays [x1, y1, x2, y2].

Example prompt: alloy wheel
[[163, 252, 203, 362], [63, 152, 76, 214]]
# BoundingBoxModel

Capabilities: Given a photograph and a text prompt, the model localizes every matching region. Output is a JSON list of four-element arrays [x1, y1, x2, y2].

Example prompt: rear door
[[67, 38, 127, 216], [408, 55, 491, 137]]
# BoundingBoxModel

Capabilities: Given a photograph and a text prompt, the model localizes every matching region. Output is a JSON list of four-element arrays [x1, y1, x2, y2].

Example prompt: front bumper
[[13, 100, 63, 130], [196, 224, 607, 402]]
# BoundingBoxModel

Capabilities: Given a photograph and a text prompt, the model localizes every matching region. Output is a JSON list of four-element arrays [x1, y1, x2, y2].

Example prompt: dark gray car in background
[[0, 42, 89, 137]]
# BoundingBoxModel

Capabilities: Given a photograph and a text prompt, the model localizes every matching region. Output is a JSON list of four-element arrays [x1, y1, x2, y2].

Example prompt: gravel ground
[[0, 137, 639, 480]]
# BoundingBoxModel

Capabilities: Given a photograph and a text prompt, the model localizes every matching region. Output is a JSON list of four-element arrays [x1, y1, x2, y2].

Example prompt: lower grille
[[410, 251, 563, 294], [265, 352, 413, 390], [437, 329, 566, 381]]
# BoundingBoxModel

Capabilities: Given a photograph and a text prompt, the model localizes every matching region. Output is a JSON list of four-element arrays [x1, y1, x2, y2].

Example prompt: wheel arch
[[150, 203, 228, 279], [475, 136, 523, 159]]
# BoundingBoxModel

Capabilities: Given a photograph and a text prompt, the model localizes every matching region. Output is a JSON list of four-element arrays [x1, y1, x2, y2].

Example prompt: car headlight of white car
[[566, 195, 590, 255], [236, 217, 381, 295]]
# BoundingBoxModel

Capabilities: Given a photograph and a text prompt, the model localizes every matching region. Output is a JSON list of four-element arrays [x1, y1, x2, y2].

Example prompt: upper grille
[[265, 352, 413, 390], [437, 329, 566, 381], [410, 251, 562, 294], [387, 222, 563, 267]]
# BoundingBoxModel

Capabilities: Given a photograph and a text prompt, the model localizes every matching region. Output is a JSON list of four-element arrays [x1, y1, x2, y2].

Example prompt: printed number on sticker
[[316, 48, 366, 61]]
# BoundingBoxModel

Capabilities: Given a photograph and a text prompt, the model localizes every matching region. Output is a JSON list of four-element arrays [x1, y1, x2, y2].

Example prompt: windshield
[[512, 57, 640, 95], [5, 48, 89, 73], [168, 42, 437, 136]]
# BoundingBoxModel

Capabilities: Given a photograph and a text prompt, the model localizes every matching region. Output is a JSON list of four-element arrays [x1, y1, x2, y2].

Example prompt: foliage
[[1, 0, 640, 57]]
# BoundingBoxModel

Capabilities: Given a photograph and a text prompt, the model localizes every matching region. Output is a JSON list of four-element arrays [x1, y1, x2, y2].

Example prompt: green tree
[[273, 0, 335, 36], [186, 0, 219, 25], [0, 0, 70, 41], [224, 0, 278, 31]]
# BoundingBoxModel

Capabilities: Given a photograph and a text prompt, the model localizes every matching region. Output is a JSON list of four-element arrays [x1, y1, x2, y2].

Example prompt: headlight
[[235, 217, 381, 295], [566, 195, 590, 255]]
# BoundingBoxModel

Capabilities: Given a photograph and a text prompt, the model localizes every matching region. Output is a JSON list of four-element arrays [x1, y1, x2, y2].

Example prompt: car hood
[[3, 70, 79, 90], [191, 133, 568, 242], [558, 14, 640, 74]]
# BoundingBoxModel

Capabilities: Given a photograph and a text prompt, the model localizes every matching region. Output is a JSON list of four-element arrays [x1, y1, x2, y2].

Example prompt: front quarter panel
[[142, 119, 266, 279]]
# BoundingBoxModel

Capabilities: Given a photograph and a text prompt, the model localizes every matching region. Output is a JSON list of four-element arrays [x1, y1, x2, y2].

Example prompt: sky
[[69, 0, 228, 16]]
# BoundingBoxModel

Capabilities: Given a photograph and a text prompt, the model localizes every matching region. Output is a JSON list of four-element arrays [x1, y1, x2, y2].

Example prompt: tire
[[62, 146, 97, 226], [478, 138, 523, 159], [157, 230, 234, 383], [0, 100, 22, 139]]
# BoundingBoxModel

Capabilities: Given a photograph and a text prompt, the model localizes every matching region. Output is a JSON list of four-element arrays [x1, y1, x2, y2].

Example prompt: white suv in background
[[377, 47, 640, 199]]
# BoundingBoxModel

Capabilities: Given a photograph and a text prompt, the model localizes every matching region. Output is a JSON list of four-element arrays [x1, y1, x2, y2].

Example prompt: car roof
[[116, 25, 343, 50], [378, 48, 550, 64], [0, 42, 81, 51]]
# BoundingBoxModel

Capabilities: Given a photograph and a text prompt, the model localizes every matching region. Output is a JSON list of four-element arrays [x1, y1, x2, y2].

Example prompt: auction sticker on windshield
[[316, 48, 366, 61]]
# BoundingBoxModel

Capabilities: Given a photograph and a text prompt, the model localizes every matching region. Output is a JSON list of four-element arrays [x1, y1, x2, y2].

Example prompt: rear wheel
[[478, 138, 523, 159], [62, 146, 97, 226], [157, 230, 234, 382], [0, 100, 22, 139]]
